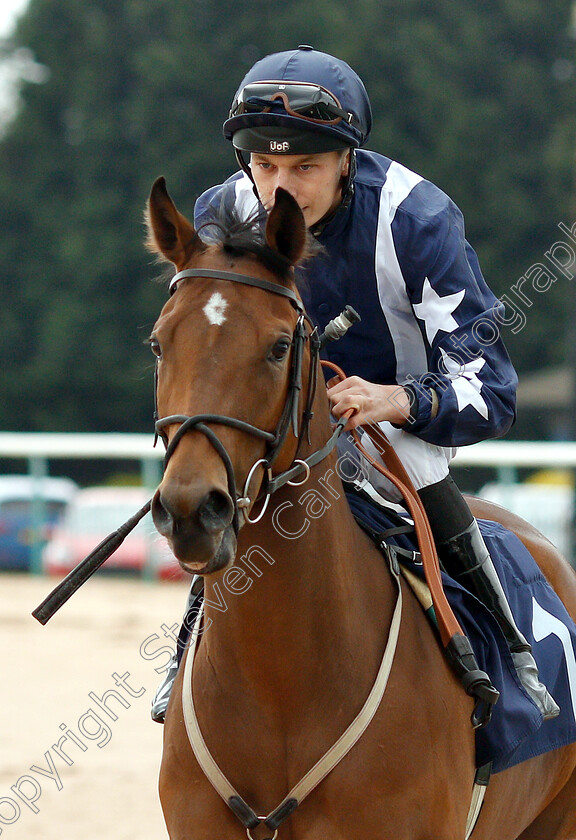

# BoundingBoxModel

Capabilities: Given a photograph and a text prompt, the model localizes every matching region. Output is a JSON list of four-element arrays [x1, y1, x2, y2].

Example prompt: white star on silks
[[439, 349, 489, 420], [413, 278, 466, 345]]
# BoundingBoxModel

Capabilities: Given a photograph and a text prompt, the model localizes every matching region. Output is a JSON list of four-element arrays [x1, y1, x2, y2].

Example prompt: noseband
[[155, 267, 346, 531]]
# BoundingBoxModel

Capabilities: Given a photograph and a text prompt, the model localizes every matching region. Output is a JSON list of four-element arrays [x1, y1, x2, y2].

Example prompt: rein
[[163, 268, 497, 838], [32, 262, 495, 836]]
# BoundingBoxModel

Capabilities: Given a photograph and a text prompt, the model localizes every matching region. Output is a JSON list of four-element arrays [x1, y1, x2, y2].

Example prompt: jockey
[[152, 46, 558, 722]]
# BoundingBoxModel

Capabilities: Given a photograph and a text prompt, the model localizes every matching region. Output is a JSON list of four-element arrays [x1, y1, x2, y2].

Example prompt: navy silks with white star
[[194, 149, 517, 449]]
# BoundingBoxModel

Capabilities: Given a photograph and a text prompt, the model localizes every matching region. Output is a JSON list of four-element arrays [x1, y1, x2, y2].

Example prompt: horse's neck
[[199, 445, 394, 703]]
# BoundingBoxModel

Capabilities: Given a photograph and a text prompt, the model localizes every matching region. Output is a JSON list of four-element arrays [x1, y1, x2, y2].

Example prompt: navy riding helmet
[[223, 45, 372, 157], [223, 46, 372, 212]]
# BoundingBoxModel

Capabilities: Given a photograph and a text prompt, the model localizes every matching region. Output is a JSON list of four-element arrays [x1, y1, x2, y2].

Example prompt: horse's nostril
[[151, 489, 174, 537], [152, 486, 234, 539], [197, 490, 234, 534]]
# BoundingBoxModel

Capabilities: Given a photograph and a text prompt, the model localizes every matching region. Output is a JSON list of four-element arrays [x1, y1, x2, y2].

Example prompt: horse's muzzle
[[152, 485, 236, 574]]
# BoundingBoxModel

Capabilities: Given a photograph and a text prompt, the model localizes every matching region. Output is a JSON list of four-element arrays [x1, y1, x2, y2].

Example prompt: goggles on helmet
[[230, 81, 359, 129]]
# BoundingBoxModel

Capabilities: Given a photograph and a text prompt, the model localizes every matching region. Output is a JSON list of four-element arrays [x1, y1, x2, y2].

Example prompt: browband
[[170, 268, 304, 313]]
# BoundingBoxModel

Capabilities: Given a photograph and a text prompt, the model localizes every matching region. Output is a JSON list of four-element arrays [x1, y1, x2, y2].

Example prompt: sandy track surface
[[0, 572, 189, 839]]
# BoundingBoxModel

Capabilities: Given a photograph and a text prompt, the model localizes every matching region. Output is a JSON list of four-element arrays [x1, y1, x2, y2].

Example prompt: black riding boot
[[420, 477, 559, 721], [151, 576, 204, 723]]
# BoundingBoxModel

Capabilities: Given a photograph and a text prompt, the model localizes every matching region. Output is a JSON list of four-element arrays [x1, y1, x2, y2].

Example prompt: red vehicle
[[42, 486, 185, 580]]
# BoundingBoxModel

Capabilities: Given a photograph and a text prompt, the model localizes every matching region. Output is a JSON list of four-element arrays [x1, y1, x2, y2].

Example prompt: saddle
[[347, 424, 576, 776]]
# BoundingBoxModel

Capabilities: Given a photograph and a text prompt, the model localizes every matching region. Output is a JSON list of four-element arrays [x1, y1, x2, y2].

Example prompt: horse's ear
[[265, 187, 307, 266], [145, 176, 205, 266]]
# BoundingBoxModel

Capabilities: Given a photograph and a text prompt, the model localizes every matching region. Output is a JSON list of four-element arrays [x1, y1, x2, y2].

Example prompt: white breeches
[[337, 422, 457, 504]]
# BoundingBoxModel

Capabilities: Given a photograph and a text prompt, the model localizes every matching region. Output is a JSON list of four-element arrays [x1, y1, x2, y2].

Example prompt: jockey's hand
[[326, 376, 412, 431]]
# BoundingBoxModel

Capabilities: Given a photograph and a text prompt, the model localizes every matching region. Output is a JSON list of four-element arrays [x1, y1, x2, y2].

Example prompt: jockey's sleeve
[[394, 184, 517, 447]]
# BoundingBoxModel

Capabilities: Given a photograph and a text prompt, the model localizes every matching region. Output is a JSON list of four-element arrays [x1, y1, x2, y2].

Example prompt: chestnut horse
[[146, 176, 576, 840]]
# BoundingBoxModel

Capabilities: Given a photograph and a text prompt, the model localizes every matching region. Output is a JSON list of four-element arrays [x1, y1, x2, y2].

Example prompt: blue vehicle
[[0, 476, 78, 570]]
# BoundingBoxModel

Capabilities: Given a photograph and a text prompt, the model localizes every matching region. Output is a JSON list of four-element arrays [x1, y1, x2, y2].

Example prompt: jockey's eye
[[269, 337, 292, 362], [149, 337, 162, 359]]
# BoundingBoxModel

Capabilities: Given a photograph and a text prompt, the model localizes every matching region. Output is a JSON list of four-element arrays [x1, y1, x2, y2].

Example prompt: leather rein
[[29, 260, 497, 840], [32, 263, 494, 835]]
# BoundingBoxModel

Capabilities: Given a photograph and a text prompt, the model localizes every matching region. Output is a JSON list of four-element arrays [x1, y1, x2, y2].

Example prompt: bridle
[[154, 266, 348, 530], [30, 264, 353, 627]]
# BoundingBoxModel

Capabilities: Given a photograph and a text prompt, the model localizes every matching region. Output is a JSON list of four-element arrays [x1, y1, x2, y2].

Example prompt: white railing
[[2, 432, 576, 466], [0, 432, 162, 460], [0, 434, 574, 568], [454, 440, 576, 469]]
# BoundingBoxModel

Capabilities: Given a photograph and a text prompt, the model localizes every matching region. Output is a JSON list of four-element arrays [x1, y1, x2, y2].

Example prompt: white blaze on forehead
[[203, 292, 228, 326]]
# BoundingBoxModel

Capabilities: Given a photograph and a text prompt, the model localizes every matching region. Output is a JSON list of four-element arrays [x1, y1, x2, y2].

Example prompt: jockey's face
[[250, 150, 350, 228]]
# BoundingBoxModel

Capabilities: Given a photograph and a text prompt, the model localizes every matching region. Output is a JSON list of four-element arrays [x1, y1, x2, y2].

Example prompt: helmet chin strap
[[235, 148, 257, 189], [234, 147, 356, 234], [234, 148, 266, 208], [341, 147, 357, 206], [311, 148, 356, 235]]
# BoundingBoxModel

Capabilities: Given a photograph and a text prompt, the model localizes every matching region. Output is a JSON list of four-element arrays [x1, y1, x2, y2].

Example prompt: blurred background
[[0, 0, 575, 555], [1, 0, 575, 441], [0, 0, 576, 563], [0, 4, 575, 837]]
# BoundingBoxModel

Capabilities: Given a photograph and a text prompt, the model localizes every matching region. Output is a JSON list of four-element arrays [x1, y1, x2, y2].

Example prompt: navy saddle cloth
[[346, 491, 576, 773]]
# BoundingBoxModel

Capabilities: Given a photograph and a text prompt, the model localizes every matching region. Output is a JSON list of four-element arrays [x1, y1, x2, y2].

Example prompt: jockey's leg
[[357, 424, 559, 721], [151, 576, 204, 723], [420, 475, 559, 720]]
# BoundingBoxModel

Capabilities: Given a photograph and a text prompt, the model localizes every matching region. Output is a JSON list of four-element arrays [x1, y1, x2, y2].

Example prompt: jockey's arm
[[331, 191, 516, 448]]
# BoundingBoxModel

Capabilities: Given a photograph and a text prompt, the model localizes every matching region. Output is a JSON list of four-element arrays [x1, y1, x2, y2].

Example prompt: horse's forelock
[[197, 210, 321, 289], [149, 209, 322, 291]]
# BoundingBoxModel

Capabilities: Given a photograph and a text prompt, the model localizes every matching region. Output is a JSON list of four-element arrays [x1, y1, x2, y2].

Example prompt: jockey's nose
[[274, 169, 297, 200]]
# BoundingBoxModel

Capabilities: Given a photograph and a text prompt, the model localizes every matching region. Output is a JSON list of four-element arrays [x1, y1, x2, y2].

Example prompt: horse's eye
[[149, 337, 162, 359], [269, 337, 292, 362]]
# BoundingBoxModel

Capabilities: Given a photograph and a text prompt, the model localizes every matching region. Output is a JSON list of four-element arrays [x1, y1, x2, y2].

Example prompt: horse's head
[[146, 177, 316, 575]]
